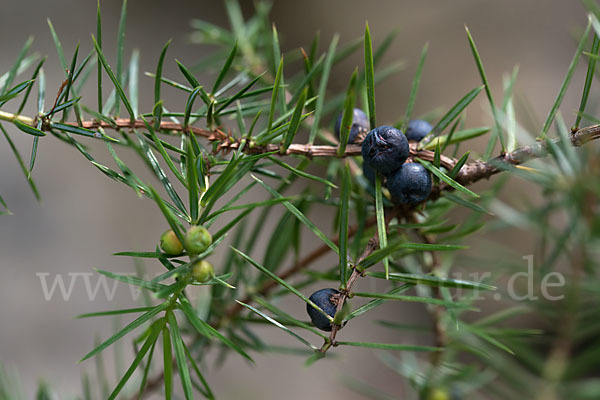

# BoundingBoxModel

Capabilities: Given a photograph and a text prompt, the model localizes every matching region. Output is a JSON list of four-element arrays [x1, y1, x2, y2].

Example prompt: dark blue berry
[[405, 119, 432, 142], [363, 163, 376, 186], [307, 288, 341, 331], [361, 126, 409, 175], [335, 108, 369, 144], [387, 162, 432, 204]]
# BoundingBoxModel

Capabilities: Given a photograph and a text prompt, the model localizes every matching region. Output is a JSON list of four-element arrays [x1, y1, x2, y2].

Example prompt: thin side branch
[[320, 207, 401, 353]]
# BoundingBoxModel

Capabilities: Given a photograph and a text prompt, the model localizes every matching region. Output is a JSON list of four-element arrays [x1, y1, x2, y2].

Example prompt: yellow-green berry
[[192, 260, 214, 283], [160, 229, 183, 255], [427, 388, 451, 400], [184, 225, 212, 255]]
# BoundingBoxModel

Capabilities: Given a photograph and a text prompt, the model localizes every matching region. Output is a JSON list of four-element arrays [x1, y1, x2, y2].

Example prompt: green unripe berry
[[191, 260, 214, 283], [160, 229, 183, 255], [427, 388, 450, 400], [184, 225, 212, 255]]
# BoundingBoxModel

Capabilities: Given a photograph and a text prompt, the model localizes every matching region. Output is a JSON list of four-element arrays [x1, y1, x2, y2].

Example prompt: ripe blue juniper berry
[[405, 119, 433, 142], [334, 107, 369, 144], [388, 162, 432, 204], [362, 162, 377, 186], [361, 126, 409, 175], [307, 288, 343, 331]]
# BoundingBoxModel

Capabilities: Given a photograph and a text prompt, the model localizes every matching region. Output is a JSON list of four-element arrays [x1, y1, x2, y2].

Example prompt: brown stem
[[320, 207, 401, 353], [66, 118, 457, 164], [1, 110, 595, 188], [55, 118, 600, 190], [453, 129, 596, 186]]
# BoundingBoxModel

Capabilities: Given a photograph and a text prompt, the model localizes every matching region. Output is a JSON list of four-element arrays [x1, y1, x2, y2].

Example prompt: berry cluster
[[306, 112, 434, 331], [336, 108, 433, 204], [159, 225, 215, 283], [359, 114, 432, 204]]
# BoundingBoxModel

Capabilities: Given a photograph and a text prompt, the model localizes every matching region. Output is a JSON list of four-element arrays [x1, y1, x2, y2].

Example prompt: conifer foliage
[[2, 1, 600, 399]]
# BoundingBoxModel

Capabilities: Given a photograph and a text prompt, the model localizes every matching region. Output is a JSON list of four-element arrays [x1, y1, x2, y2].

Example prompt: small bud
[[184, 225, 212, 255], [191, 260, 214, 283], [160, 229, 183, 255]]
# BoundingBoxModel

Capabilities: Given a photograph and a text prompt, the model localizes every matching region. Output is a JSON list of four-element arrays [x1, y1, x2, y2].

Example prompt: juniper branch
[[2, 110, 598, 186], [3, 109, 600, 396]]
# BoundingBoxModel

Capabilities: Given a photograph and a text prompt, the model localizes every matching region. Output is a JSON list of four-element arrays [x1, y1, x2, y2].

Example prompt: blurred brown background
[[0, 1, 589, 399]]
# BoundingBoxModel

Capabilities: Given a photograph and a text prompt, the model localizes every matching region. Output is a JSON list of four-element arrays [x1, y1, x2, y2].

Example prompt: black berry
[[361, 126, 409, 175], [387, 162, 432, 204], [405, 119, 433, 142], [307, 288, 343, 331], [334, 108, 369, 144]]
